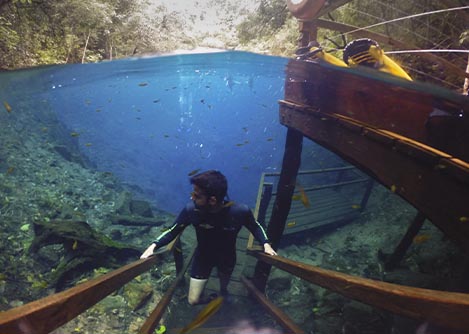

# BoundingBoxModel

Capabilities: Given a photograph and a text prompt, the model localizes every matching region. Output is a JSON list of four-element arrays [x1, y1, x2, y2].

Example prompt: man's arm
[[140, 243, 157, 259], [263, 242, 277, 256], [140, 206, 191, 259], [241, 205, 277, 256]]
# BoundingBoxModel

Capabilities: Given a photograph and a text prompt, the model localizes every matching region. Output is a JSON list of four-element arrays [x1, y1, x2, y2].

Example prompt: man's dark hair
[[190, 170, 228, 202]]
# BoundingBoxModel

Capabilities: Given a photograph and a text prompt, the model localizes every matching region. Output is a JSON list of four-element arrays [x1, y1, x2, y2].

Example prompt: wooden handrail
[[139, 247, 195, 334], [272, 177, 369, 195], [248, 250, 469, 331], [241, 276, 305, 334], [263, 166, 357, 177], [0, 240, 178, 334]]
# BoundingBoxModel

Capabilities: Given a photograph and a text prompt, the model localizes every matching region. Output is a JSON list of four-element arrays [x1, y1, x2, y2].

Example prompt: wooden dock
[[205, 167, 372, 297]]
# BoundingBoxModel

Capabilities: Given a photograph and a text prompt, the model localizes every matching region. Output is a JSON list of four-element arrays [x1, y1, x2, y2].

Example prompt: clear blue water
[[1, 51, 322, 213]]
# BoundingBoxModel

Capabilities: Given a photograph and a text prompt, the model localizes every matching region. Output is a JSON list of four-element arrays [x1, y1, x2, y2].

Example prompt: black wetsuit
[[153, 201, 269, 279]]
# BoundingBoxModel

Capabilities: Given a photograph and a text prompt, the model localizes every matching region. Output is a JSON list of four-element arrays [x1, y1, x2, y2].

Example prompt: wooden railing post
[[359, 178, 374, 212], [379, 211, 426, 270], [252, 128, 303, 291]]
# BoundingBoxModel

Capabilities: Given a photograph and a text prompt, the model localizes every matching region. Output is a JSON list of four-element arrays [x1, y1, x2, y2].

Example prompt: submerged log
[[111, 215, 166, 227], [30, 220, 141, 290]]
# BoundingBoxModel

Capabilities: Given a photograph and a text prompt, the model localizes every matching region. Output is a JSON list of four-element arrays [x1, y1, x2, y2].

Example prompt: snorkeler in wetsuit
[[141, 170, 277, 305]]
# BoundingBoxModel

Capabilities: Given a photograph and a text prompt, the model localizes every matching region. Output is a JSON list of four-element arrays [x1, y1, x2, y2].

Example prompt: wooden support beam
[[258, 182, 273, 226], [248, 251, 469, 332], [379, 211, 426, 270], [359, 179, 374, 212], [241, 276, 305, 334], [252, 128, 303, 292]]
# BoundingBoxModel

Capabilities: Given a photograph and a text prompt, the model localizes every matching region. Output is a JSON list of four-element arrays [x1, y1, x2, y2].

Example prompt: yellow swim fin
[[343, 38, 412, 81], [368, 45, 412, 81]]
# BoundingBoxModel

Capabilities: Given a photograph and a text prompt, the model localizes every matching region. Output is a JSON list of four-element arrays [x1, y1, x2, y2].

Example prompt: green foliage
[[237, 0, 289, 44], [0, 0, 191, 68]]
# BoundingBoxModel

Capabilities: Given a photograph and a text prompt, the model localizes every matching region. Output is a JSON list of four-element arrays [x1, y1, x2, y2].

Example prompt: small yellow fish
[[188, 169, 201, 176], [6, 167, 15, 175], [3, 101, 12, 113], [292, 195, 301, 201], [413, 234, 431, 244], [390, 185, 397, 193], [72, 240, 78, 250], [223, 201, 235, 208], [351, 204, 361, 209], [155, 325, 166, 334], [296, 184, 311, 208], [180, 296, 223, 334], [85, 143, 92, 147], [70, 132, 80, 137], [459, 217, 468, 223], [287, 221, 296, 227]]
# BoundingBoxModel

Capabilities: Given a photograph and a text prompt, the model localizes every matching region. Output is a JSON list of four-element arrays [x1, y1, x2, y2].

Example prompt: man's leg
[[218, 271, 231, 296], [218, 253, 235, 296], [188, 277, 208, 305], [188, 249, 213, 305]]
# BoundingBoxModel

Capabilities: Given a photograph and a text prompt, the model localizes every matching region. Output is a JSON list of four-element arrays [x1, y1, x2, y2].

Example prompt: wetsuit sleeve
[[242, 206, 270, 244], [152, 205, 192, 248]]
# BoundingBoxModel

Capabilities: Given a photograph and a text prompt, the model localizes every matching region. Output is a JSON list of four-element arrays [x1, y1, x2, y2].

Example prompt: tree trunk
[[81, 30, 91, 64]]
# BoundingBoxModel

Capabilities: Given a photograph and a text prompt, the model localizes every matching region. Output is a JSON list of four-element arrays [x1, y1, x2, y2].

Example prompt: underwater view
[[1, 50, 468, 334], [2, 51, 296, 213]]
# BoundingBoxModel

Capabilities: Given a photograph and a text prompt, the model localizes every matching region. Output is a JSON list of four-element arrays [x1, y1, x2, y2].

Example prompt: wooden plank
[[241, 276, 305, 334], [263, 186, 362, 235], [279, 102, 469, 254], [248, 251, 469, 332], [282, 216, 358, 235], [265, 166, 357, 177]]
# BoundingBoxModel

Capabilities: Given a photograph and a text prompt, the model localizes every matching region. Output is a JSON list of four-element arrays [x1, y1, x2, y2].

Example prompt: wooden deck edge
[[248, 250, 469, 331], [278, 100, 469, 254]]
